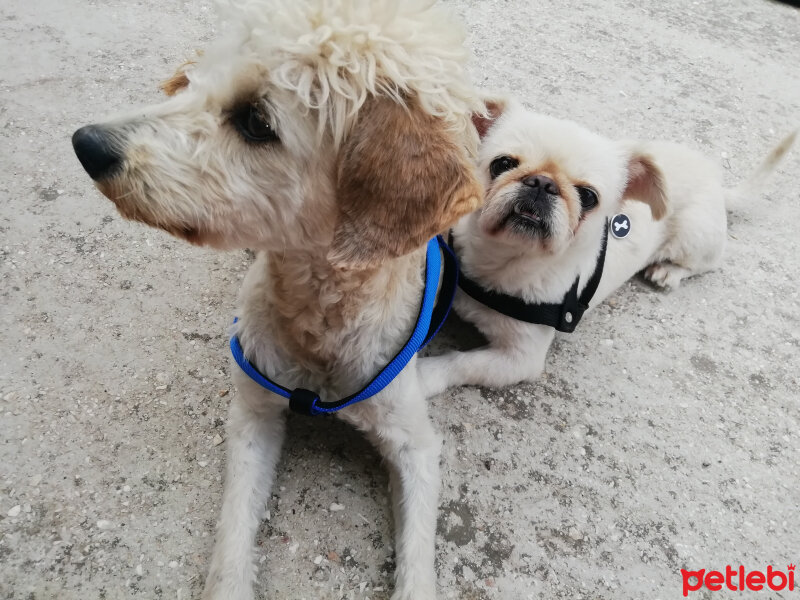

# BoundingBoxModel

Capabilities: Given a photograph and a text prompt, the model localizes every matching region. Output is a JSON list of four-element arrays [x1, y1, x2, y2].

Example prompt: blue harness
[[230, 236, 458, 416]]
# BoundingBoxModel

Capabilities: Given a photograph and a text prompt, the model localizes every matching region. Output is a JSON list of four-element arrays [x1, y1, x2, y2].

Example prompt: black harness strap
[[451, 220, 609, 333]]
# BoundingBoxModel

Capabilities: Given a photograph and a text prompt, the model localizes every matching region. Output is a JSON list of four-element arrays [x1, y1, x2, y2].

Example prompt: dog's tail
[[726, 128, 797, 208]]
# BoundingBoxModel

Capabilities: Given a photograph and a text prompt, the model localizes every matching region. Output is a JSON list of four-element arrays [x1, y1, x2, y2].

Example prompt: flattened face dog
[[420, 97, 795, 396], [71, 2, 482, 599]]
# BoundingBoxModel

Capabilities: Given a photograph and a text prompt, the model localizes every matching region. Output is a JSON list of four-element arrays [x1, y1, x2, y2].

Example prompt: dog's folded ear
[[471, 94, 509, 140], [328, 96, 483, 270], [624, 153, 668, 220]]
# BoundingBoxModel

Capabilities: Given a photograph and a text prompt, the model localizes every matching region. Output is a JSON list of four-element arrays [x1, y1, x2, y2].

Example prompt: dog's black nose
[[72, 125, 122, 181], [522, 175, 559, 196]]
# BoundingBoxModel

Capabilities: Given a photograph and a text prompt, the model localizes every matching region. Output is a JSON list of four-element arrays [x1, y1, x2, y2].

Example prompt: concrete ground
[[1, 0, 799, 598]]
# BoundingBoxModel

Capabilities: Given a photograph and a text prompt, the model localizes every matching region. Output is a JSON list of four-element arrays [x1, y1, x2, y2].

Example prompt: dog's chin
[[486, 206, 552, 243], [96, 179, 211, 246]]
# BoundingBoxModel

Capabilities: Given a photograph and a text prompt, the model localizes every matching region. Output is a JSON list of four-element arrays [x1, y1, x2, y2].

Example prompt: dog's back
[[622, 141, 728, 290], [632, 132, 796, 290]]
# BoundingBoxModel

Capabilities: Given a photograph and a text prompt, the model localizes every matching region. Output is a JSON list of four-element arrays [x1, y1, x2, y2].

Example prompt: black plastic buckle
[[289, 388, 320, 416]]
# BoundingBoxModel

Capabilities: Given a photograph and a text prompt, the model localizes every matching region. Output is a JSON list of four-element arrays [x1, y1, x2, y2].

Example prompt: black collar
[[449, 220, 609, 333]]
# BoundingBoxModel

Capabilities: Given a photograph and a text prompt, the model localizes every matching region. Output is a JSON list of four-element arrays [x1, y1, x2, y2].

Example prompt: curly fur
[[207, 0, 480, 144]]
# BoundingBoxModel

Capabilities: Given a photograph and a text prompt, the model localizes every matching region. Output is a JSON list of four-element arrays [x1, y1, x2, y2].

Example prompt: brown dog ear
[[328, 96, 482, 269], [472, 95, 508, 140], [624, 153, 668, 220]]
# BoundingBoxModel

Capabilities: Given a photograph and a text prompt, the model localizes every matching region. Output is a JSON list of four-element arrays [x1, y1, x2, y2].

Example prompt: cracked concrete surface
[[1, 0, 799, 599]]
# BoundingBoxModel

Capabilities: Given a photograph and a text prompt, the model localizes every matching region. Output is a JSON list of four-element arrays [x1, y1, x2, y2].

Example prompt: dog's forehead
[[484, 112, 625, 183], [189, 51, 267, 105], [175, 0, 478, 148]]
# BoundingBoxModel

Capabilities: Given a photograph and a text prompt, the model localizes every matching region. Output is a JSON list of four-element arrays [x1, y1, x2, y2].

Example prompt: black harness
[[449, 220, 609, 333]]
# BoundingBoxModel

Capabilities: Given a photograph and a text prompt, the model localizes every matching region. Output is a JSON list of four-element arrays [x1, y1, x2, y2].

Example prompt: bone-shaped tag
[[610, 214, 631, 239]]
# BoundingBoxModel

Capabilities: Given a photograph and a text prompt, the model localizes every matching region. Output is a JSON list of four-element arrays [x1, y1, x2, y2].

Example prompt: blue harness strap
[[230, 235, 458, 416]]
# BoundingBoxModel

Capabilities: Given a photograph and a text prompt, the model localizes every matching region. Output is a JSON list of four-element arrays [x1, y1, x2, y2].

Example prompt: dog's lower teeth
[[515, 209, 539, 221]]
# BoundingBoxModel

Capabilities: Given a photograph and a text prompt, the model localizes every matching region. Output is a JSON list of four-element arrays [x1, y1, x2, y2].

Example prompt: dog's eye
[[232, 105, 278, 143], [489, 155, 519, 179], [577, 186, 599, 211]]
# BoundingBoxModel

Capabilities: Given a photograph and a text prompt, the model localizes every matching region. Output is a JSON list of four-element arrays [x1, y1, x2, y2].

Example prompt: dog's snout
[[72, 125, 122, 181], [522, 175, 559, 196]]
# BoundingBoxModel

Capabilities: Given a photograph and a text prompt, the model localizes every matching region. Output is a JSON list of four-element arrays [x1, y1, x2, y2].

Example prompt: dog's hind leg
[[359, 378, 441, 600], [643, 262, 697, 289], [643, 209, 726, 290], [203, 372, 287, 600]]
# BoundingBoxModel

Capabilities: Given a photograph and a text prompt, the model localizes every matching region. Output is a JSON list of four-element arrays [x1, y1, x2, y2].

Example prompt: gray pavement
[[1, 1, 799, 598]]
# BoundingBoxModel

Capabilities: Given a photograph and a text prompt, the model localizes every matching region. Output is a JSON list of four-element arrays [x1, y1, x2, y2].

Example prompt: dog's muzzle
[[72, 125, 122, 181], [505, 174, 558, 233]]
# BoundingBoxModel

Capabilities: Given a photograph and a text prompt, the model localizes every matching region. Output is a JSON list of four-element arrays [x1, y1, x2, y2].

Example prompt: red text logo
[[681, 565, 795, 596]]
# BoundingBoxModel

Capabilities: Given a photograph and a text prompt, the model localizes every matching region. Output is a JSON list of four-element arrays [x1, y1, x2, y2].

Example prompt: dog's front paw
[[417, 356, 450, 398], [645, 262, 691, 289]]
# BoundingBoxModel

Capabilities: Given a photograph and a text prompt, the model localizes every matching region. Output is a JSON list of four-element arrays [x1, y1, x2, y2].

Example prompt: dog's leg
[[360, 381, 441, 600], [644, 236, 725, 289], [203, 376, 287, 600], [641, 193, 727, 290], [419, 342, 549, 397]]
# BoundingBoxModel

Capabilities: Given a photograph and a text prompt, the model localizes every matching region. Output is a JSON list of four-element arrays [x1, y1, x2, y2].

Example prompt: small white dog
[[421, 97, 795, 395], [71, 2, 482, 599]]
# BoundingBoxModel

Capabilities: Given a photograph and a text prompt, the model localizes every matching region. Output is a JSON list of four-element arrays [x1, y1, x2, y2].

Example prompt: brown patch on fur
[[625, 154, 668, 220], [269, 258, 375, 368], [329, 95, 482, 269], [516, 161, 561, 184], [472, 97, 507, 140], [160, 61, 195, 96], [265, 252, 419, 372]]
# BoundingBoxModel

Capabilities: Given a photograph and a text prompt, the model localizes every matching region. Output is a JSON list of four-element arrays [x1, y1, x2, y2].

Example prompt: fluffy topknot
[[216, 0, 480, 145]]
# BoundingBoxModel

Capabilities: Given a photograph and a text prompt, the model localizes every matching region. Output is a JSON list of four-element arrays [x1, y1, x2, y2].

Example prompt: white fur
[[76, 1, 480, 599], [420, 100, 795, 395], [212, 250, 443, 600]]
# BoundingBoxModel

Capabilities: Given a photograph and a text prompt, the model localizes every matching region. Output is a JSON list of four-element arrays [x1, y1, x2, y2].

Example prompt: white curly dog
[[71, 1, 483, 598]]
